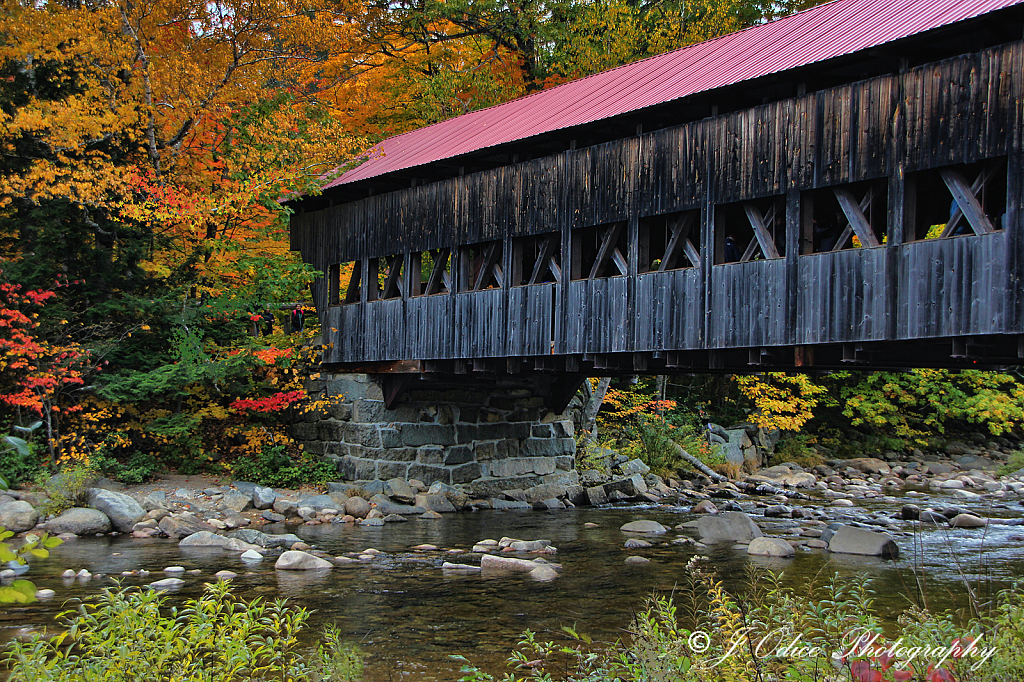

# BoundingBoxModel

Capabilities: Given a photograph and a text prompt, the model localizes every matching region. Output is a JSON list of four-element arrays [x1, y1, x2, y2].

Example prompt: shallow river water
[[3, 493, 1022, 680]]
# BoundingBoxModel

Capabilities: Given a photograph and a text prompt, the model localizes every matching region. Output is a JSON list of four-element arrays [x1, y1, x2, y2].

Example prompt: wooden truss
[[940, 164, 997, 237], [586, 221, 628, 279], [527, 234, 562, 284], [657, 212, 701, 270], [831, 185, 881, 250], [739, 202, 782, 260], [461, 241, 504, 292]]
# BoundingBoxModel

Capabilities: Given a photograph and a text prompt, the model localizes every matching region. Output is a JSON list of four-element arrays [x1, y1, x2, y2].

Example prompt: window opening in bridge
[[374, 254, 403, 300], [410, 249, 452, 296], [639, 210, 701, 272], [800, 180, 887, 254], [571, 221, 628, 280], [458, 240, 504, 292], [714, 196, 785, 264], [908, 157, 1007, 241], [328, 261, 360, 305], [512, 233, 561, 286]]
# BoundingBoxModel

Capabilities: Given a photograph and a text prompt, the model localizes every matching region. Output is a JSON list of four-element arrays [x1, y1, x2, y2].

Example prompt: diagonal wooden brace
[[743, 203, 781, 259], [941, 168, 995, 236]]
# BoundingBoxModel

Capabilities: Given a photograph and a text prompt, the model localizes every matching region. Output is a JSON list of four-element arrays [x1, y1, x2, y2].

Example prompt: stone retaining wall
[[291, 373, 580, 497]]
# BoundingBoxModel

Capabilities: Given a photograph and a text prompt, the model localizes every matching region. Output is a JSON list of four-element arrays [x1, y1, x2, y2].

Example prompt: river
[[2, 493, 1021, 680]]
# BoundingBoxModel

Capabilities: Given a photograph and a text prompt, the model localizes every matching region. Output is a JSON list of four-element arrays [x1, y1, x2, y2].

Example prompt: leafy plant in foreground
[[4, 581, 362, 681], [0, 526, 62, 604]]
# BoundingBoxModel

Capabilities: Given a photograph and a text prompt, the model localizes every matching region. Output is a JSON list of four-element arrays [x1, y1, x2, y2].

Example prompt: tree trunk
[[669, 441, 726, 482], [580, 377, 611, 445]]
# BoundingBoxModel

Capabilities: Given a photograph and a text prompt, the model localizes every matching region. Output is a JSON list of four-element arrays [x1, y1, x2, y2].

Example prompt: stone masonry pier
[[291, 373, 581, 499]]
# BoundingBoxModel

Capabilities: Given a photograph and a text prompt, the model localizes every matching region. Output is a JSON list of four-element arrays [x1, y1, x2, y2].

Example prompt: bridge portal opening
[[715, 195, 786, 264], [800, 179, 888, 254], [639, 209, 701, 272], [907, 157, 1007, 241]]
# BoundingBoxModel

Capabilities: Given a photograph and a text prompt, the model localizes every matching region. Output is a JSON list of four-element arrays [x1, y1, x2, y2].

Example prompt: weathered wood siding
[[797, 248, 889, 344], [897, 232, 1010, 339], [291, 40, 1024, 363]]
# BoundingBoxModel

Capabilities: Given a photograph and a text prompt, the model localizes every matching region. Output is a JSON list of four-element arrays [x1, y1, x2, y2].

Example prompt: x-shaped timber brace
[[461, 241, 505, 292], [831, 185, 881, 250], [740, 203, 782, 260], [940, 164, 997, 238], [521, 234, 562, 284], [588, 222, 629, 279], [658, 212, 701, 270]]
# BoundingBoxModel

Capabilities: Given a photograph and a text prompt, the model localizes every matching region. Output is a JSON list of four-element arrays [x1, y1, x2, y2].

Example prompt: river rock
[[45, 508, 110, 535], [241, 549, 264, 561], [369, 494, 426, 515], [845, 458, 891, 475], [691, 500, 718, 514], [919, 510, 947, 523], [624, 538, 651, 549], [949, 513, 987, 528], [344, 496, 371, 519], [746, 537, 795, 558], [620, 520, 668, 534], [87, 489, 144, 532], [696, 512, 763, 545], [827, 526, 899, 559], [414, 493, 456, 513], [604, 474, 648, 498], [480, 554, 558, 574], [0, 500, 37, 533], [158, 514, 215, 539], [764, 505, 791, 518], [275, 550, 333, 570], [529, 564, 559, 581], [586, 485, 608, 506], [221, 489, 253, 513], [215, 570, 238, 580], [35, 589, 56, 599], [251, 486, 276, 510], [509, 539, 553, 552], [900, 504, 921, 520], [148, 578, 185, 590], [619, 458, 651, 477], [179, 531, 263, 552], [273, 499, 298, 517], [954, 489, 981, 501], [384, 478, 417, 504], [624, 556, 650, 564]]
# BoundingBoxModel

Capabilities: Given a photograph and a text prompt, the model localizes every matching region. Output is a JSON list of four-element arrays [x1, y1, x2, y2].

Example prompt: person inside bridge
[[723, 234, 740, 262]]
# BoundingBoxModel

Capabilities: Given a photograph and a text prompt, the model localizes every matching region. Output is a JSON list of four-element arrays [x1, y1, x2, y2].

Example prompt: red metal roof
[[324, 0, 1023, 189]]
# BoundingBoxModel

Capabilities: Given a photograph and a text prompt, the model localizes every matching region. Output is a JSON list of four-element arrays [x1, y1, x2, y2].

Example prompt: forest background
[[2, 0, 1023, 490]]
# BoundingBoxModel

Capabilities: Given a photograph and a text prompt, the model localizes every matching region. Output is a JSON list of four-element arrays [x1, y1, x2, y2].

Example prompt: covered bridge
[[289, 0, 1024, 378]]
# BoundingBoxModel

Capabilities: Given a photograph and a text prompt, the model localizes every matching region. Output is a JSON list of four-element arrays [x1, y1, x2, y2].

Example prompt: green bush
[[41, 461, 97, 516], [232, 445, 336, 488], [998, 448, 1024, 477], [0, 421, 43, 489], [4, 581, 362, 681]]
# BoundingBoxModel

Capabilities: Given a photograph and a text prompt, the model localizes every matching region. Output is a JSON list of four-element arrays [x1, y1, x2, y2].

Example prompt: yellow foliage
[[734, 373, 825, 432]]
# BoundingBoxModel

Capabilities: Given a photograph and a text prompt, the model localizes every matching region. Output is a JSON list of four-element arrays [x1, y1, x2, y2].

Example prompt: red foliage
[[229, 390, 305, 413]]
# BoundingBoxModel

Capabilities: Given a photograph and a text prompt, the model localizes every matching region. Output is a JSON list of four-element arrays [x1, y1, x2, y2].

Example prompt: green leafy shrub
[[772, 432, 823, 469], [232, 444, 336, 488], [4, 581, 362, 681], [41, 462, 97, 515], [998, 449, 1024, 477]]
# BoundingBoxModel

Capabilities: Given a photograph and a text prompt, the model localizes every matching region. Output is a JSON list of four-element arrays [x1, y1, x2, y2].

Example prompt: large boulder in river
[[383, 478, 417, 504], [45, 508, 110, 535], [275, 550, 333, 570], [620, 520, 668, 534], [0, 500, 39, 533], [158, 514, 215, 539], [827, 526, 899, 559], [844, 458, 891, 476], [179, 531, 262, 552], [251, 486, 276, 510], [746, 537, 795, 558], [344, 496, 371, 518], [696, 512, 763, 545], [87, 488, 145, 532]]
